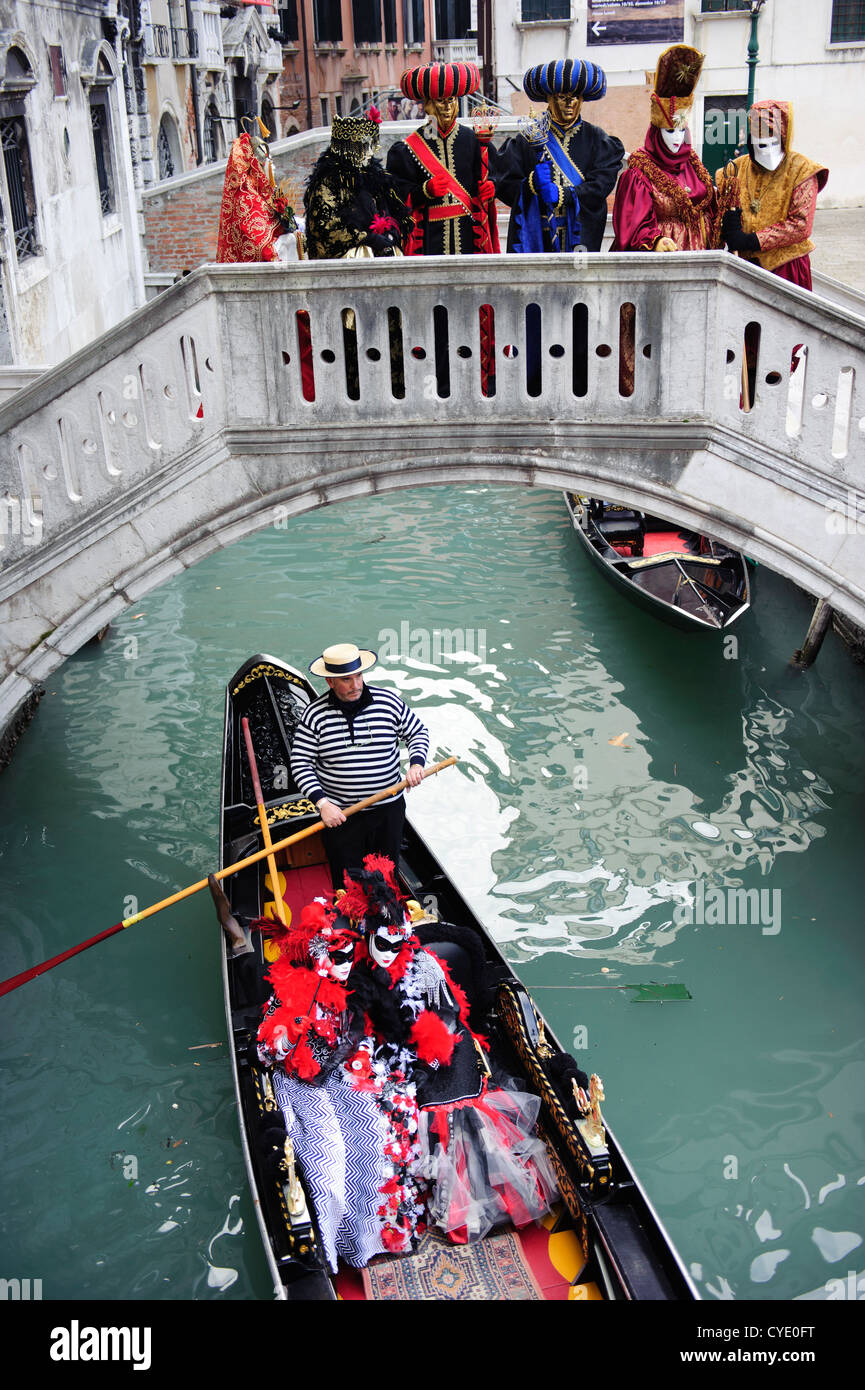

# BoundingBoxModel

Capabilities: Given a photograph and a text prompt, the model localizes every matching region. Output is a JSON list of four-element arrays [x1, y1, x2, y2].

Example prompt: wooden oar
[[241, 716, 286, 926], [0, 756, 458, 998]]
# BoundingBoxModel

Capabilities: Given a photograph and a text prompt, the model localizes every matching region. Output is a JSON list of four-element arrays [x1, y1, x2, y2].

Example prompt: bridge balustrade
[[0, 253, 862, 740]]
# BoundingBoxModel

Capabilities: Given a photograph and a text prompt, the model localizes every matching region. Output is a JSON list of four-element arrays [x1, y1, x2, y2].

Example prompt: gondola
[[564, 494, 750, 631], [220, 654, 698, 1301]]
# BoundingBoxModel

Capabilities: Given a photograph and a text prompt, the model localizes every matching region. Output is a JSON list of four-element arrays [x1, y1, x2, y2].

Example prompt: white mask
[[330, 956, 354, 984], [752, 132, 784, 171], [660, 126, 687, 154], [369, 925, 405, 969]]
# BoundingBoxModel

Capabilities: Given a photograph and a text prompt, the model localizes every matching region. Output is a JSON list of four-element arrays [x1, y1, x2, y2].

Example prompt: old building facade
[[493, 1, 863, 206], [0, 2, 145, 369]]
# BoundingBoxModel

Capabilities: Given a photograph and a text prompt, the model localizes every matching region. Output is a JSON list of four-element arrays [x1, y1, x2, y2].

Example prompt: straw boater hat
[[649, 45, 705, 129], [309, 643, 377, 678]]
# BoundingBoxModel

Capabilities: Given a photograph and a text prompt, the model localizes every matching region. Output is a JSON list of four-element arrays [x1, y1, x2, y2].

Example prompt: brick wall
[[141, 132, 328, 277]]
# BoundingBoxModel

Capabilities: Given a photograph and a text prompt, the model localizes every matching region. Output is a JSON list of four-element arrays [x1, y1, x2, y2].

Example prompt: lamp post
[[746, 0, 767, 112]]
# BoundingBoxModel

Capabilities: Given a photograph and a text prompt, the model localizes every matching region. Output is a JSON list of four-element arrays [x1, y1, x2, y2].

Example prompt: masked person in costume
[[216, 125, 304, 264], [718, 100, 828, 291], [386, 62, 499, 257], [612, 45, 719, 254], [493, 59, 623, 254], [256, 895, 425, 1268], [304, 108, 412, 261], [343, 856, 559, 1245]]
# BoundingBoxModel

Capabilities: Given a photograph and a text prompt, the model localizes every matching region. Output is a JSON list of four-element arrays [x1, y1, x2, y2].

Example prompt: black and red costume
[[386, 62, 499, 258], [343, 856, 559, 1244]]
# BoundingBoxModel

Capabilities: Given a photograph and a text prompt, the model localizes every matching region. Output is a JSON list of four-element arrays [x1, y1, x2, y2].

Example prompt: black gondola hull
[[219, 654, 698, 1300]]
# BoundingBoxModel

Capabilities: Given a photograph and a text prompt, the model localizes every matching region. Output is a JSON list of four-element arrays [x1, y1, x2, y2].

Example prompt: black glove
[[722, 208, 760, 254], [366, 231, 395, 256]]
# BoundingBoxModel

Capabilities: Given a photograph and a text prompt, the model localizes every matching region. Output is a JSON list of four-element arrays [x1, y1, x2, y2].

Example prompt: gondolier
[[290, 643, 430, 886]]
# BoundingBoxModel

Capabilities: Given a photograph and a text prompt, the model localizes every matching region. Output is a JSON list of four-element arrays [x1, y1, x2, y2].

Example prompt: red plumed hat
[[339, 854, 406, 927]]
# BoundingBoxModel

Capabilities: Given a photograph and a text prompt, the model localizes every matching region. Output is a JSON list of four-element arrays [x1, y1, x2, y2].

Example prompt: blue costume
[[493, 59, 623, 254]]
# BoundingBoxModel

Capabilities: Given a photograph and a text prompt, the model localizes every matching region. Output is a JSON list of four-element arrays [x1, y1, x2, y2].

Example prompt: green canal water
[[0, 484, 862, 1303]]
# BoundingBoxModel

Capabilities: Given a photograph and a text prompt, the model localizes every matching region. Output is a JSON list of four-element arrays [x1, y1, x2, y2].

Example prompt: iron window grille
[[203, 105, 221, 162], [157, 120, 176, 180], [1, 116, 40, 259], [90, 100, 116, 215], [170, 26, 199, 60], [146, 24, 171, 58], [700, 1, 751, 11]]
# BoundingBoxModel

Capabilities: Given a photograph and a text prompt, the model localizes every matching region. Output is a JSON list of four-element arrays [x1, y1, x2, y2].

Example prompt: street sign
[[587, 0, 685, 47]]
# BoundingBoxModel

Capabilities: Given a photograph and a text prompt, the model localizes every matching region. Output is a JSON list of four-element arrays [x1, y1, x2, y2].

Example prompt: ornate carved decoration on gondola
[[533, 1006, 554, 1060], [257, 1065, 278, 1114], [496, 981, 611, 1194], [538, 1118, 589, 1257], [283, 1136, 306, 1216], [232, 663, 308, 695], [255, 798, 318, 828], [575, 1074, 607, 1151]]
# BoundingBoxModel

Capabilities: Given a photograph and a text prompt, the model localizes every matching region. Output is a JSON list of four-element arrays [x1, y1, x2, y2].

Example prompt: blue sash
[[512, 129, 584, 253], [543, 128, 584, 193]]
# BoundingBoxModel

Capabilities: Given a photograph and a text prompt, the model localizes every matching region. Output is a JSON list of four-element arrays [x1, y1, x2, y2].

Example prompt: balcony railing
[[194, 4, 225, 69], [432, 38, 479, 63], [143, 24, 170, 60], [170, 26, 199, 61]]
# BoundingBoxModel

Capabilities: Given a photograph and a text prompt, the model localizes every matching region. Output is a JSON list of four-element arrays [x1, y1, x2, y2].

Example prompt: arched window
[[157, 112, 182, 180]]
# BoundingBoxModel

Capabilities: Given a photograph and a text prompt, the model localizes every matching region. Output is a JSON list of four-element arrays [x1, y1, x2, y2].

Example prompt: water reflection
[[0, 483, 861, 1305]]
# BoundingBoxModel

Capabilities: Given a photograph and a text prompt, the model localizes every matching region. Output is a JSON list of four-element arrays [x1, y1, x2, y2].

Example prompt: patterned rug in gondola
[[362, 1228, 545, 1301]]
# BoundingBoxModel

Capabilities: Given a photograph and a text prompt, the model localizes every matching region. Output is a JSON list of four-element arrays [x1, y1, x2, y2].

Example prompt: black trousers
[[323, 797, 406, 889]]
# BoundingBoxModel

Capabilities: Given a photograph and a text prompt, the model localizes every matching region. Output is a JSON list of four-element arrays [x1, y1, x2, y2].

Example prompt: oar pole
[[0, 757, 458, 998], [241, 717, 286, 926], [123, 754, 458, 926]]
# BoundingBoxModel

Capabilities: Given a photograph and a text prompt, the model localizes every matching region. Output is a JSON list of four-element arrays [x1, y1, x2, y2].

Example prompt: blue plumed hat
[[523, 59, 607, 103]]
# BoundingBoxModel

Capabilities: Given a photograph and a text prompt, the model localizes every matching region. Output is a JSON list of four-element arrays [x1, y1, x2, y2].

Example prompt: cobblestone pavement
[[811, 207, 865, 294]]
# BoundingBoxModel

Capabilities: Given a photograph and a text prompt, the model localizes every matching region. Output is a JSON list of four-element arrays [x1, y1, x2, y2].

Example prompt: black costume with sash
[[494, 117, 624, 253], [386, 120, 489, 256]]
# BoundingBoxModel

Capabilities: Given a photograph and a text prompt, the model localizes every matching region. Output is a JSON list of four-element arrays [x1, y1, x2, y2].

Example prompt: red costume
[[612, 44, 718, 253], [612, 125, 718, 252], [216, 134, 288, 264]]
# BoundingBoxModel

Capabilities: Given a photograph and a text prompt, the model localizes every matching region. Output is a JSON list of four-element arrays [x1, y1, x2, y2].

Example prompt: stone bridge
[[0, 252, 863, 744]]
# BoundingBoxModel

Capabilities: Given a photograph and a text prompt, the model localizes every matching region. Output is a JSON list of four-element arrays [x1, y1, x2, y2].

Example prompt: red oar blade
[[0, 922, 125, 998]]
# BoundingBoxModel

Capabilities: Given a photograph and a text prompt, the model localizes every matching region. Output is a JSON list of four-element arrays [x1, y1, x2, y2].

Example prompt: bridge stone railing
[[0, 252, 863, 743]]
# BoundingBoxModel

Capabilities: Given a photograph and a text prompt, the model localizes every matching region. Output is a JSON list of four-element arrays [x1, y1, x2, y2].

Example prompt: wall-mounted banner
[[587, 1, 685, 47]]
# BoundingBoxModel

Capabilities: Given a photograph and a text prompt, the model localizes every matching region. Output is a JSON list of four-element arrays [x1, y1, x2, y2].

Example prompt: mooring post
[[791, 598, 834, 668]]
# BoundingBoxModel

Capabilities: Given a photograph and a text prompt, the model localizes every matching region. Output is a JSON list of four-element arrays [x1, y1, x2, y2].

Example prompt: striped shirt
[[291, 685, 430, 809]]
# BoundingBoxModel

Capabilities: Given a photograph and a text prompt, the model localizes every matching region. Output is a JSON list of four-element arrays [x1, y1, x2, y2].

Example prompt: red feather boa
[[409, 1009, 456, 1066], [257, 964, 348, 1081]]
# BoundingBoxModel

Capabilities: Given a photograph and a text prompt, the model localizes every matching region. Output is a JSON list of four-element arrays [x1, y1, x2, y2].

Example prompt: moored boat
[[220, 653, 698, 1300], [564, 494, 750, 631]]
